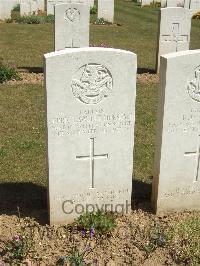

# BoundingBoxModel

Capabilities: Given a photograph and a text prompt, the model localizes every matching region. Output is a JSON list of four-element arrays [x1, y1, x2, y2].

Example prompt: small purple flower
[[85, 244, 91, 252], [13, 235, 20, 242], [81, 229, 86, 237], [93, 258, 98, 265], [90, 227, 95, 238]]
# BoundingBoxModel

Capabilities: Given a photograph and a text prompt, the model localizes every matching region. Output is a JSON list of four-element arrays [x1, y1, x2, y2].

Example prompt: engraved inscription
[[184, 135, 200, 182], [161, 185, 200, 198], [76, 138, 108, 189], [54, 188, 130, 203], [48, 109, 133, 136], [167, 109, 200, 133], [71, 64, 113, 104], [161, 23, 188, 51], [187, 66, 200, 102]]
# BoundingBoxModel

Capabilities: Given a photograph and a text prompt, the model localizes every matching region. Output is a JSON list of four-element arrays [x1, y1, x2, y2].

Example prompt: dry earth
[[5, 72, 159, 85], [1, 210, 197, 265]]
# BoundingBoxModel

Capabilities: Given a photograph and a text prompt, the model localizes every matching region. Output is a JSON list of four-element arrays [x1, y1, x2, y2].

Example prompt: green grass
[[0, 80, 158, 187], [134, 81, 158, 183], [166, 216, 200, 265], [0, 0, 199, 70], [0, 84, 46, 186]]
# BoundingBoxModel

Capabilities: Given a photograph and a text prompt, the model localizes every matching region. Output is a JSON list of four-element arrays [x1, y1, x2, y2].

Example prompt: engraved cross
[[76, 138, 108, 188], [184, 135, 200, 182], [162, 23, 188, 51]]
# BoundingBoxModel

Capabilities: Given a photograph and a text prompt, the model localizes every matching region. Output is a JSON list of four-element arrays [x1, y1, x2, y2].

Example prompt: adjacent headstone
[[47, 0, 91, 15], [47, 0, 68, 15], [190, 0, 200, 15], [156, 7, 191, 72], [161, 0, 167, 7], [167, 0, 184, 7], [0, 1, 13, 20], [98, 0, 114, 23], [141, 0, 153, 6], [54, 3, 89, 50], [20, 0, 38, 16], [38, 0, 45, 10], [85, 0, 94, 7], [152, 49, 200, 213], [45, 47, 136, 225]]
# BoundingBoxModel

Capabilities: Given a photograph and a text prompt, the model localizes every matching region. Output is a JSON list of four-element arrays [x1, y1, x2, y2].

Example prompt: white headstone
[[45, 47, 136, 225], [161, 0, 167, 7], [167, 0, 184, 7], [20, 0, 38, 15], [54, 3, 89, 50], [98, 0, 114, 23], [156, 7, 191, 72], [47, 0, 90, 15], [152, 49, 200, 213], [37, 0, 45, 10], [141, 0, 153, 6], [0, 1, 13, 20], [85, 0, 94, 7], [47, 0, 68, 15], [190, 0, 200, 15]]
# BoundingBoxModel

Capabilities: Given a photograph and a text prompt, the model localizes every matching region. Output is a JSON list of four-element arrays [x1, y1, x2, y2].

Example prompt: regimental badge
[[65, 8, 80, 22], [71, 63, 113, 104], [187, 66, 200, 103]]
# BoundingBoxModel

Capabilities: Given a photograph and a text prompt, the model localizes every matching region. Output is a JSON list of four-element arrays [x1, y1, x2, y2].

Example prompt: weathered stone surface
[[54, 3, 89, 50], [152, 49, 200, 213], [45, 47, 137, 225]]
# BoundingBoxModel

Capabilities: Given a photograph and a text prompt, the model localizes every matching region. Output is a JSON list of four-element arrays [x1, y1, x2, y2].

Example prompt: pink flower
[[13, 235, 20, 241]]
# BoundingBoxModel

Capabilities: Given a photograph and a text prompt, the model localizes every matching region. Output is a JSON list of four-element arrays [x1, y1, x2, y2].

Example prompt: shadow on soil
[[18, 67, 44, 74], [0, 182, 48, 225], [0, 179, 153, 225], [131, 178, 152, 212], [137, 68, 156, 74], [17, 67, 157, 75]]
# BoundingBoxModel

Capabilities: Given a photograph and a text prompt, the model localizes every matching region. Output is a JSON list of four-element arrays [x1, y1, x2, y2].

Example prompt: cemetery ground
[[0, 0, 200, 265]]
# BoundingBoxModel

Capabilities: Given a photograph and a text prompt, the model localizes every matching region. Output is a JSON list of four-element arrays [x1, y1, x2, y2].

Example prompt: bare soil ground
[[1, 210, 197, 265]]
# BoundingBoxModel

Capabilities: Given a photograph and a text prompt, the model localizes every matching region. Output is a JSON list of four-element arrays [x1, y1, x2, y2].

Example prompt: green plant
[[12, 4, 20, 12], [5, 18, 13, 23], [76, 210, 116, 236], [15, 15, 44, 24], [90, 5, 97, 14], [130, 219, 166, 256], [150, 1, 161, 7], [94, 17, 112, 25], [45, 14, 55, 23], [1, 209, 36, 262], [2, 234, 35, 261], [0, 58, 20, 83], [166, 217, 200, 265], [193, 11, 200, 19], [57, 248, 87, 266], [15, 14, 54, 24], [143, 220, 166, 254]]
